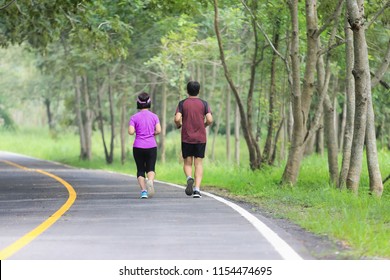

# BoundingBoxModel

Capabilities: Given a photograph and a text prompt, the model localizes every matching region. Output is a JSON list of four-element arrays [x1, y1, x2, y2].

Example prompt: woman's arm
[[155, 123, 162, 135], [128, 125, 135, 135]]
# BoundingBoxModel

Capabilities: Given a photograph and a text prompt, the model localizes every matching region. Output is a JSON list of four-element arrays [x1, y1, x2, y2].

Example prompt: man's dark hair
[[137, 92, 151, 109], [187, 81, 200, 96]]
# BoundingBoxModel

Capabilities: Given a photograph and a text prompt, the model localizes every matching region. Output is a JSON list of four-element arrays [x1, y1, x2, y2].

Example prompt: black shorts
[[133, 147, 157, 178], [181, 142, 206, 158]]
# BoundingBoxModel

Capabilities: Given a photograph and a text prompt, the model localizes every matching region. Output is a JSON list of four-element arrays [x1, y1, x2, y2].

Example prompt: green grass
[[1, 126, 390, 259]]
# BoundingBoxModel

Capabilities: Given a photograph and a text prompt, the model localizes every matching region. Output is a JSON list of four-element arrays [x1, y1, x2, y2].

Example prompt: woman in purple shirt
[[128, 92, 161, 199]]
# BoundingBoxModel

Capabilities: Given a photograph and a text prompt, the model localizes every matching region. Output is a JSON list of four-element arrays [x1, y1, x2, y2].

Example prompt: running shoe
[[185, 177, 194, 196], [146, 179, 155, 198], [193, 190, 202, 198], [140, 190, 148, 199]]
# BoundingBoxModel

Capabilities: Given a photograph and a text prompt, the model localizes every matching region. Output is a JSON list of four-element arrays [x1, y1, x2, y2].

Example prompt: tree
[[213, 0, 263, 170], [346, 0, 383, 196], [317, 1, 345, 186], [339, 15, 356, 189], [281, 0, 321, 185]]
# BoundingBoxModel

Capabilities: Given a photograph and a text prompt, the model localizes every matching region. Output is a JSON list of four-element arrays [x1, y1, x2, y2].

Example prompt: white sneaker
[[146, 179, 155, 198], [193, 190, 202, 198]]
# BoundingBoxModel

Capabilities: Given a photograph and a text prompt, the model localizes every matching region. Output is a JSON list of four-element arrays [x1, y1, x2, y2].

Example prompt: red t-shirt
[[175, 97, 212, 144]]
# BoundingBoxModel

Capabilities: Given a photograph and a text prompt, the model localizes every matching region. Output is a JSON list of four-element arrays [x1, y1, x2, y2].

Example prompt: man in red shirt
[[174, 81, 213, 198]]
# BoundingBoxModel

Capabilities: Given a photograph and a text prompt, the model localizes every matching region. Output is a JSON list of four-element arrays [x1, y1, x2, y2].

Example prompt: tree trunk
[[282, 0, 319, 185], [367, 38, 389, 195], [317, 2, 342, 185], [346, 0, 383, 195], [323, 95, 339, 185], [246, 0, 263, 168], [338, 100, 347, 152], [235, 103, 240, 165], [73, 75, 88, 160], [118, 66, 128, 165], [96, 69, 114, 164], [280, 103, 288, 163], [159, 83, 167, 163], [304, 126, 316, 156], [211, 100, 223, 161], [81, 75, 93, 161], [338, 15, 355, 189], [287, 101, 293, 142], [315, 118, 324, 155], [366, 86, 383, 196], [44, 98, 54, 131], [346, 0, 383, 196], [270, 118, 285, 165], [107, 69, 115, 164], [96, 87, 108, 162], [226, 85, 231, 162], [120, 96, 127, 165], [263, 19, 280, 164]]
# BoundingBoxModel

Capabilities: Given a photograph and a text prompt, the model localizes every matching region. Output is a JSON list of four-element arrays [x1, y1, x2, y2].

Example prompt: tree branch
[[370, 72, 390, 89], [317, 0, 344, 36], [240, 0, 293, 91], [240, 0, 286, 61], [212, 0, 246, 123], [383, 174, 390, 184], [371, 39, 390, 88], [0, 0, 16, 10], [318, 39, 346, 56], [366, 0, 390, 29]]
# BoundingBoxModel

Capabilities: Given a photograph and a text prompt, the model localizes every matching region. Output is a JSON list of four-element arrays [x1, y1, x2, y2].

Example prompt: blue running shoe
[[140, 190, 148, 199]]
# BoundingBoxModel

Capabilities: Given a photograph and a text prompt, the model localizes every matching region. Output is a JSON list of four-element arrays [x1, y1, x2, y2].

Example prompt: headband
[[137, 97, 151, 104]]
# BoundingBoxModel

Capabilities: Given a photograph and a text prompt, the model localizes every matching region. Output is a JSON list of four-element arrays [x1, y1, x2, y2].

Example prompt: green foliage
[[0, 0, 84, 48], [0, 107, 15, 130], [68, 0, 133, 62], [144, 0, 209, 17]]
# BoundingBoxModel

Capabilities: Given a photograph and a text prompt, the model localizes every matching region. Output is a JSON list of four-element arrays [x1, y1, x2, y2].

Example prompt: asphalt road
[[0, 151, 312, 260]]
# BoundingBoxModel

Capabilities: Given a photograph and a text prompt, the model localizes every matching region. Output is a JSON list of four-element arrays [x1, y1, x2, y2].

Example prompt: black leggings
[[133, 147, 157, 178]]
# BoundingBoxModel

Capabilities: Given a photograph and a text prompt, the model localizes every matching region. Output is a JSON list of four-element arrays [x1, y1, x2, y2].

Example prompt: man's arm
[[174, 112, 182, 129], [205, 112, 213, 127]]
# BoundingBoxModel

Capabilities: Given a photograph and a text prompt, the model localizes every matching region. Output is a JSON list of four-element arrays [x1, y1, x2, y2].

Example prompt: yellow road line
[[0, 160, 77, 260]]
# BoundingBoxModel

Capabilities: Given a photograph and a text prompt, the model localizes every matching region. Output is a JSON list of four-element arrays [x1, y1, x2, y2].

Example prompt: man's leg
[[183, 156, 194, 195], [192, 157, 203, 198], [183, 156, 193, 178], [194, 157, 203, 189]]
